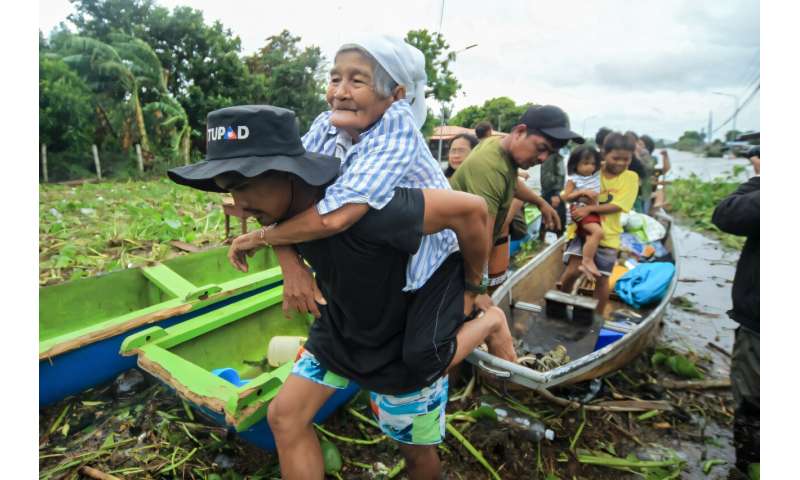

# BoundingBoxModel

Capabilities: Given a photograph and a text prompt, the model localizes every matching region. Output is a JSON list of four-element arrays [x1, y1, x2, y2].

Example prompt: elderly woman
[[225, 36, 497, 479], [230, 36, 459, 317]]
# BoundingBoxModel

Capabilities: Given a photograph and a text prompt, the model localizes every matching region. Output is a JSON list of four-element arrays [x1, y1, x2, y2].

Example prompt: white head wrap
[[345, 35, 429, 129]]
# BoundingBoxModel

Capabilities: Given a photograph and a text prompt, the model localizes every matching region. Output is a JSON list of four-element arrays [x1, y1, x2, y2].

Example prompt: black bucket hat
[[519, 105, 585, 145], [168, 105, 340, 193]]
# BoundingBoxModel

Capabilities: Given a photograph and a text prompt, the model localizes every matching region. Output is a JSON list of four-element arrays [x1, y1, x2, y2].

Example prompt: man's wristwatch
[[465, 277, 488, 295]]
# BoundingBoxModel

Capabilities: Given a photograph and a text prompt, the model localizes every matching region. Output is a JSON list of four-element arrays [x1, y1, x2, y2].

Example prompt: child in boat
[[558, 133, 639, 315], [561, 146, 604, 277]]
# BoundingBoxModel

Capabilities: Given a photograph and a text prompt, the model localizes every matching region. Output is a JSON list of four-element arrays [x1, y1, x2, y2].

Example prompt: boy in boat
[[168, 105, 516, 480], [557, 132, 639, 315]]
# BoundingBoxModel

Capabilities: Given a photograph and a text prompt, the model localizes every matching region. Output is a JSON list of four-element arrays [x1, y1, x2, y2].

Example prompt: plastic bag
[[614, 262, 675, 308], [621, 212, 666, 242]]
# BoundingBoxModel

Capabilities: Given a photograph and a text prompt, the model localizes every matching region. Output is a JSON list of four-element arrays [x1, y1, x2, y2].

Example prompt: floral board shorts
[[291, 348, 449, 445]]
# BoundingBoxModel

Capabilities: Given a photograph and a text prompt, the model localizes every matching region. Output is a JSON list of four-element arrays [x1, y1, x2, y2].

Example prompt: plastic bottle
[[493, 407, 555, 442], [544, 231, 558, 245]]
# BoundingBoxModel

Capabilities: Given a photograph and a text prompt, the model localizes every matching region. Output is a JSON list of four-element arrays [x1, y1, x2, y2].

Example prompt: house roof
[[429, 125, 508, 141]]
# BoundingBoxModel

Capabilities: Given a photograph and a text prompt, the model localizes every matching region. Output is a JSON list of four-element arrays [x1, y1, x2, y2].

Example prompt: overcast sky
[[40, 0, 760, 142]]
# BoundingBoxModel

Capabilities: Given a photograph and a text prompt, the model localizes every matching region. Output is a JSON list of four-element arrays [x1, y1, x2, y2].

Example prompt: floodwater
[[523, 148, 754, 191], [654, 224, 741, 478], [529, 147, 748, 476]]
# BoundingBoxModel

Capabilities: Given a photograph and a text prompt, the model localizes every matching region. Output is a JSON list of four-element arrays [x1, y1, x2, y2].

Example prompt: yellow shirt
[[566, 169, 639, 249]]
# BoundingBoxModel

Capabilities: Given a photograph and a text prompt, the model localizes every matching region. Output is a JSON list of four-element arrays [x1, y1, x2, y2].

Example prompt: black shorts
[[403, 252, 467, 386]]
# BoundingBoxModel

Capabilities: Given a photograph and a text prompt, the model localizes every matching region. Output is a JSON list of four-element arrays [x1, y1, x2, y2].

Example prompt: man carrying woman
[[194, 36, 515, 479]]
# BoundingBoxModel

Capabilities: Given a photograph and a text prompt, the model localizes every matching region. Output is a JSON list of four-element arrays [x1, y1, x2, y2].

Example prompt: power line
[[712, 83, 760, 135], [735, 50, 759, 91], [741, 72, 760, 97]]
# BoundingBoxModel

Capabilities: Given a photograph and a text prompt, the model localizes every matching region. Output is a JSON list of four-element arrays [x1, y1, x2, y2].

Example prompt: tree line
[[40, 0, 462, 181]]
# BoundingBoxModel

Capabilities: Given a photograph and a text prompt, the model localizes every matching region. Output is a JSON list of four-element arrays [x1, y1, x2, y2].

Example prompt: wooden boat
[[467, 211, 679, 391], [120, 286, 359, 451], [39, 246, 283, 407]]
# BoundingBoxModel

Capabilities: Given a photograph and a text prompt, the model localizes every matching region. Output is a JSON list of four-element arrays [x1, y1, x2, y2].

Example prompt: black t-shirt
[[297, 188, 426, 393]]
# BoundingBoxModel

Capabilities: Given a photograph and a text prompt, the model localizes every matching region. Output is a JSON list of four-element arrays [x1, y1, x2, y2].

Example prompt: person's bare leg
[[578, 223, 603, 278], [267, 374, 336, 480], [559, 255, 583, 293], [447, 306, 516, 369], [397, 444, 441, 480], [594, 275, 610, 318]]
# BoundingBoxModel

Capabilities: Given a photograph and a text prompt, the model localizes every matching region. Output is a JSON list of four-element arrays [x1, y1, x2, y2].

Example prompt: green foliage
[[39, 56, 96, 181], [703, 139, 725, 158], [39, 56, 95, 152], [725, 130, 742, 142], [420, 108, 437, 138], [244, 30, 328, 132], [450, 97, 535, 132], [659, 354, 703, 379], [320, 438, 343, 474], [673, 130, 705, 152], [405, 29, 460, 103], [39, 179, 240, 285], [449, 105, 484, 129], [666, 175, 745, 250], [42, 0, 333, 178]]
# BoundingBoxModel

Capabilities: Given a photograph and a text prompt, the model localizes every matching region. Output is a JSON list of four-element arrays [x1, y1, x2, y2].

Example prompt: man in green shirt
[[450, 105, 583, 286]]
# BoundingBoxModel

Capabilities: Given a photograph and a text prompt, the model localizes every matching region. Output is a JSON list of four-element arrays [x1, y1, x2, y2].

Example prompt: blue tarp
[[614, 262, 675, 309]]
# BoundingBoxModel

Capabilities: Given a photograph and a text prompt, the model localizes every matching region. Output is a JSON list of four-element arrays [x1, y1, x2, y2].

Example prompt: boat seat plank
[[544, 290, 598, 323], [143, 264, 198, 298]]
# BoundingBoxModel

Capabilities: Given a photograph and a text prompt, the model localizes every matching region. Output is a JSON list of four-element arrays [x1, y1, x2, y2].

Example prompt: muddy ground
[[39, 224, 740, 479]]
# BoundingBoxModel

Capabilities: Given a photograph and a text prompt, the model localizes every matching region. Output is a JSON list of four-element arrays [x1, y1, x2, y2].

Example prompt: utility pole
[[707, 111, 713, 144], [713, 91, 740, 138]]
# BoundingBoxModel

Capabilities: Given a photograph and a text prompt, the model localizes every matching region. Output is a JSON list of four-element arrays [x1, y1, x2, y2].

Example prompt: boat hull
[[39, 246, 282, 407], [467, 212, 678, 390], [193, 384, 360, 451], [39, 282, 280, 406], [121, 286, 360, 451]]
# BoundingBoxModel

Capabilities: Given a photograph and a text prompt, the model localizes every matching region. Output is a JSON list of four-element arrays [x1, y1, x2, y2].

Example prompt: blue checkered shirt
[[302, 100, 458, 291]]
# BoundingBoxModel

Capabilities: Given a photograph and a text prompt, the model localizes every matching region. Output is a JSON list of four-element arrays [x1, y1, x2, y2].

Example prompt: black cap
[[518, 105, 585, 144], [168, 105, 340, 193]]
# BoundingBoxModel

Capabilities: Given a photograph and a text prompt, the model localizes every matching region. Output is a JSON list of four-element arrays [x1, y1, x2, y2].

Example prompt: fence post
[[92, 144, 102, 180], [135, 144, 144, 173], [41, 144, 48, 183]]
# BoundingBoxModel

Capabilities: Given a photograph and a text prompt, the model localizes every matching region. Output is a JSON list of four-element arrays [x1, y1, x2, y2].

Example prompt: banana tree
[[62, 35, 167, 166], [144, 96, 195, 165]]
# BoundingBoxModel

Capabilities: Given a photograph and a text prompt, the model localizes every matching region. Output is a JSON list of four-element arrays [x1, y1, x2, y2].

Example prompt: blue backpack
[[614, 262, 675, 309]]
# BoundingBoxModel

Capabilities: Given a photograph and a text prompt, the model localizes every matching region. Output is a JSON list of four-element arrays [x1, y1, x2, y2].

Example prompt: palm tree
[[62, 35, 167, 166]]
